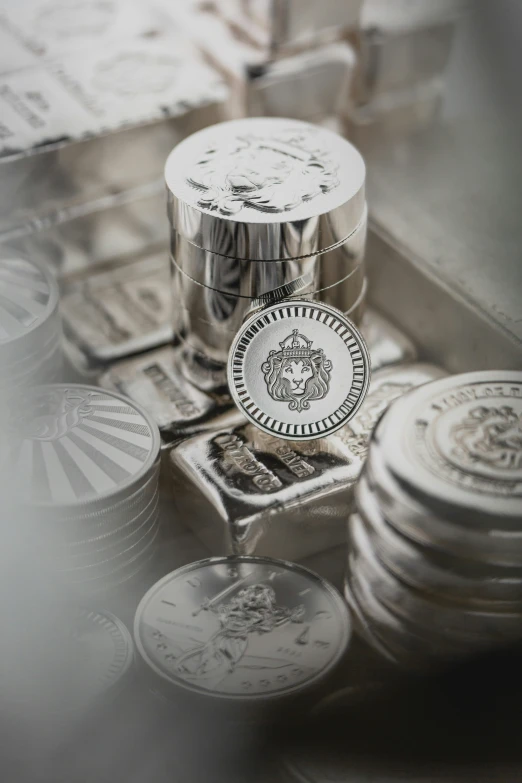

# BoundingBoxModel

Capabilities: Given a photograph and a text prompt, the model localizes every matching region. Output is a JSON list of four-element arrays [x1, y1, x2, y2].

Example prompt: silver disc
[[134, 556, 350, 702], [377, 371, 522, 523], [227, 299, 371, 441]]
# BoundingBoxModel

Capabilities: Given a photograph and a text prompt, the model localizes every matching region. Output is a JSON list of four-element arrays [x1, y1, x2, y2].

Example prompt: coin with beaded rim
[[228, 300, 370, 440]]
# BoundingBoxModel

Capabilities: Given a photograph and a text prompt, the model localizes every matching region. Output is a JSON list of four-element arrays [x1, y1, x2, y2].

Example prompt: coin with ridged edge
[[228, 300, 370, 440], [134, 556, 351, 704]]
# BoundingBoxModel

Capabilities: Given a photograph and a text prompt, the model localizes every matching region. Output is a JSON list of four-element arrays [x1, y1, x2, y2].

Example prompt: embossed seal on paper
[[262, 329, 332, 413], [186, 128, 340, 216]]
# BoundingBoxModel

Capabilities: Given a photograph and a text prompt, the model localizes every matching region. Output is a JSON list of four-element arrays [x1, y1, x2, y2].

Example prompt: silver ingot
[[100, 345, 242, 443], [166, 117, 366, 261], [227, 299, 371, 441], [360, 308, 417, 373], [134, 555, 350, 711], [170, 363, 445, 559], [61, 251, 172, 365]]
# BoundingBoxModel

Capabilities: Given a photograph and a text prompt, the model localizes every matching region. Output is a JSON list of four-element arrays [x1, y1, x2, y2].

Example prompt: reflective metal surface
[[61, 251, 171, 365], [169, 363, 445, 559], [166, 117, 366, 261], [134, 555, 350, 706]]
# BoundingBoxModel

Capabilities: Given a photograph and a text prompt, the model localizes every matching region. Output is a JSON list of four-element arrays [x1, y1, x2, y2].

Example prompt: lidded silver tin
[[166, 117, 367, 388], [1, 384, 162, 593], [0, 256, 62, 393]]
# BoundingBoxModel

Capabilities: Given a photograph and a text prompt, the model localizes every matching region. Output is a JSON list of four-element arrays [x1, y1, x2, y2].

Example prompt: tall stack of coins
[[345, 371, 522, 670], [1, 384, 162, 594], [165, 117, 367, 391], [0, 257, 62, 395]]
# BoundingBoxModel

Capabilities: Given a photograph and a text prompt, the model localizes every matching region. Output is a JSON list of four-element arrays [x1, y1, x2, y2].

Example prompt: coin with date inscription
[[228, 299, 370, 441], [134, 556, 350, 707]]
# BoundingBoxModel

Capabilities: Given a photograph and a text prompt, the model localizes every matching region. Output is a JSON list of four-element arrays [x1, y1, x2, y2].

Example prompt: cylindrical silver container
[[166, 117, 367, 389], [0, 257, 63, 395]]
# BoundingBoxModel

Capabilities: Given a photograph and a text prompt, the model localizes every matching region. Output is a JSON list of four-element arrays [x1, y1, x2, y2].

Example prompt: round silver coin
[[378, 371, 522, 523], [134, 556, 350, 702], [0, 608, 133, 713], [227, 300, 370, 441], [0, 384, 161, 511]]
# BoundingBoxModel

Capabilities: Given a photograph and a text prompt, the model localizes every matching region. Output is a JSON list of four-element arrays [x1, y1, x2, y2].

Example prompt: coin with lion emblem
[[228, 300, 370, 441]]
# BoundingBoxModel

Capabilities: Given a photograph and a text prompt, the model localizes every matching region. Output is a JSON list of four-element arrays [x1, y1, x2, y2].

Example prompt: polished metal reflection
[[170, 363, 445, 559]]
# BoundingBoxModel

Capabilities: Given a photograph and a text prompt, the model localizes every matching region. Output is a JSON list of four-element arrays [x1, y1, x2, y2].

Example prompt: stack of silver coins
[[0, 257, 62, 396], [166, 117, 367, 392], [134, 555, 351, 719], [345, 371, 522, 671], [1, 384, 162, 594]]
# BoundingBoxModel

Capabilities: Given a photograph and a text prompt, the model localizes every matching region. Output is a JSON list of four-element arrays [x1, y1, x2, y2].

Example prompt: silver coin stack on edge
[[2, 384, 162, 594], [0, 257, 63, 396], [345, 371, 522, 671]]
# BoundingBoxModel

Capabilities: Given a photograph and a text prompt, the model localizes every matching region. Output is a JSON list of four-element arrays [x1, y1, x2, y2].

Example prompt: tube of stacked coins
[[165, 117, 367, 391], [0, 256, 62, 397], [345, 370, 522, 671], [1, 384, 162, 595]]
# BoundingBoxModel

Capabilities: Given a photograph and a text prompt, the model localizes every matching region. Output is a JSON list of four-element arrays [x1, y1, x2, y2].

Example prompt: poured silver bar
[[360, 308, 417, 373], [61, 251, 171, 365], [169, 363, 445, 559], [100, 344, 242, 445], [0, 3, 229, 235]]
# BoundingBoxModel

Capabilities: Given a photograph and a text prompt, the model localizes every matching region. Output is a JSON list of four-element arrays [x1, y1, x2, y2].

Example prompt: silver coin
[[0, 256, 60, 361], [0, 608, 133, 713], [0, 384, 161, 511], [356, 473, 522, 605], [228, 300, 370, 441], [378, 371, 522, 523], [165, 117, 366, 261], [134, 556, 350, 702]]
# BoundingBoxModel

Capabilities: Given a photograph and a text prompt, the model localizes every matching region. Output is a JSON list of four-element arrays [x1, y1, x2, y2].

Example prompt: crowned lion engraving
[[450, 405, 522, 471], [10, 388, 95, 441], [262, 329, 332, 413], [187, 129, 340, 216]]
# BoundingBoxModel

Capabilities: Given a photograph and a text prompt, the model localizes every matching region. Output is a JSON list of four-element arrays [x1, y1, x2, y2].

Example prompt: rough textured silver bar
[[169, 363, 445, 559]]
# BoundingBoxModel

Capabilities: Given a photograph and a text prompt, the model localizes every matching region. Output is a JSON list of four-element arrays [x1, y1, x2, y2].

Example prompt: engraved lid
[[228, 299, 371, 441], [0, 257, 60, 362], [165, 117, 366, 261], [1, 384, 161, 513], [374, 371, 522, 525], [134, 555, 351, 709]]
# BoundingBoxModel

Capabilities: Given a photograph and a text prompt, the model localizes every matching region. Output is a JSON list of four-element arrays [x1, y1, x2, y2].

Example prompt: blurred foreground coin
[[134, 556, 350, 714]]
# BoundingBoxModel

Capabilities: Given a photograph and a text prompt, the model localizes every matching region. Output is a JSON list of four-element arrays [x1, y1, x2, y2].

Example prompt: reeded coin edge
[[228, 301, 371, 441]]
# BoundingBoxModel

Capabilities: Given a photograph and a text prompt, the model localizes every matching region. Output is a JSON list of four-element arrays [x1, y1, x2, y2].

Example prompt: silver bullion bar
[[0, 4, 230, 235], [60, 250, 172, 365], [360, 308, 417, 372], [169, 363, 446, 560], [245, 43, 357, 123], [4, 181, 167, 281], [99, 344, 243, 444]]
